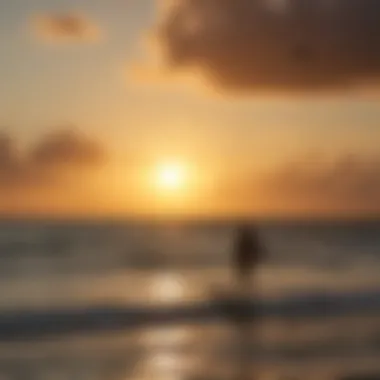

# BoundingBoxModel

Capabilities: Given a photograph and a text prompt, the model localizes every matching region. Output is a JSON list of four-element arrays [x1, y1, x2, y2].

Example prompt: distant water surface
[[0, 219, 380, 380]]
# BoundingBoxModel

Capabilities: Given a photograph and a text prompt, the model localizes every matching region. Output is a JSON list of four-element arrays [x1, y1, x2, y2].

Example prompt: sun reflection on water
[[148, 272, 185, 304]]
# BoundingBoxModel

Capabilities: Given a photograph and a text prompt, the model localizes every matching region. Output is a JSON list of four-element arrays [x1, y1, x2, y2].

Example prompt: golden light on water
[[149, 273, 185, 303]]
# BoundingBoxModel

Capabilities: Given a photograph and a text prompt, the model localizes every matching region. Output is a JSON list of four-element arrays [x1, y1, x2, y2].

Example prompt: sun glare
[[144, 159, 203, 213], [156, 162, 187, 192]]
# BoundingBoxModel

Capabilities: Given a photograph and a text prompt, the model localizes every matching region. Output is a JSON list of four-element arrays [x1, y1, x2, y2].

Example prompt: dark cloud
[[31, 130, 106, 168], [0, 132, 34, 188], [263, 154, 380, 212], [33, 13, 101, 43], [0, 129, 107, 190], [0, 133, 18, 173], [152, 0, 380, 93]]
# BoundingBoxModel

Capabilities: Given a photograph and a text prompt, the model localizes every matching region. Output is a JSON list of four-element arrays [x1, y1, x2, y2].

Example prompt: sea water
[[0, 219, 379, 380]]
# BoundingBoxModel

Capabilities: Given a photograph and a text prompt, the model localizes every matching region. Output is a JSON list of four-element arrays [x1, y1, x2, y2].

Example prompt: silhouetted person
[[232, 224, 264, 380], [233, 224, 263, 289]]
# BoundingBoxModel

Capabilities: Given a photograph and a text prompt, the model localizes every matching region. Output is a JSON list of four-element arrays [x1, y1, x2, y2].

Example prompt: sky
[[1, 0, 380, 218]]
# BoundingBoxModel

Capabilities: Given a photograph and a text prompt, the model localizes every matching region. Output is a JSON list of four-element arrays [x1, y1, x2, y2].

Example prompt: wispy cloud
[[32, 13, 102, 44], [143, 0, 380, 94]]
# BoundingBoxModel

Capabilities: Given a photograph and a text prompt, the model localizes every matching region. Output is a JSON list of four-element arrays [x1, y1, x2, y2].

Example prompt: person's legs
[[235, 268, 257, 380], [236, 267, 252, 296]]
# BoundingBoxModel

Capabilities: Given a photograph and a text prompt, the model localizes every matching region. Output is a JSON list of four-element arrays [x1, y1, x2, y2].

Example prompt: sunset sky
[[1, 0, 380, 218]]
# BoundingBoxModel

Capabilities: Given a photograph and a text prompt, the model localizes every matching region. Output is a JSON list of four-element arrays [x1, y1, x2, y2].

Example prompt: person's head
[[236, 222, 253, 235]]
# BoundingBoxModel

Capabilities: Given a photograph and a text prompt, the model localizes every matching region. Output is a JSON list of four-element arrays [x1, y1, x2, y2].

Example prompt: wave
[[0, 287, 380, 341]]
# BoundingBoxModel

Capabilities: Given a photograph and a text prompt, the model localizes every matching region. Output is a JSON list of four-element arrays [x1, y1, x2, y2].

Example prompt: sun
[[155, 162, 187, 192]]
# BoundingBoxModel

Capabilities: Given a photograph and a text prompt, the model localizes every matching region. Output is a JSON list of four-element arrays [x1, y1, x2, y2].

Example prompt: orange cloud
[[145, 0, 380, 94], [32, 13, 101, 43], [261, 154, 380, 214], [199, 153, 380, 217]]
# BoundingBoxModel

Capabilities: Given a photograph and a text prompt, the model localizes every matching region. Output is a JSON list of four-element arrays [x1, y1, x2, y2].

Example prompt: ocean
[[0, 219, 380, 380]]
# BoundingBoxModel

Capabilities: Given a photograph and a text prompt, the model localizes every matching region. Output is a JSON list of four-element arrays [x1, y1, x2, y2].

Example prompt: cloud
[[147, 0, 380, 93], [32, 13, 101, 43], [31, 130, 106, 168], [2, 129, 380, 216], [0, 133, 27, 187], [262, 154, 380, 213], [206, 153, 380, 216], [0, 129, 107, 190]]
